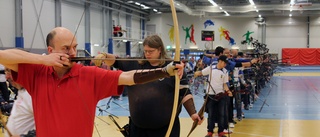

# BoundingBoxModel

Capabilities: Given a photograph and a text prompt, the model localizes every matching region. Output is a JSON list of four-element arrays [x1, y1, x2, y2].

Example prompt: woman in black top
[[94, 35, 202, 137]]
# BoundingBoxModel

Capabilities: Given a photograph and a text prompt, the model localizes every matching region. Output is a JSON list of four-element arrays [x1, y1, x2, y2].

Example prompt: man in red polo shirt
[[0, 27, 184, 137]]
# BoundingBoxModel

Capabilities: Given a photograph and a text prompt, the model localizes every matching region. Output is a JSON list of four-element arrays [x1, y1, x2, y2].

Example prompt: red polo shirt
[[13, 63, 123, 137]]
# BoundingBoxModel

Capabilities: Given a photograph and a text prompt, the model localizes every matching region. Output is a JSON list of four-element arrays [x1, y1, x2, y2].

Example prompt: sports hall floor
[[1, 66, 320, 137]]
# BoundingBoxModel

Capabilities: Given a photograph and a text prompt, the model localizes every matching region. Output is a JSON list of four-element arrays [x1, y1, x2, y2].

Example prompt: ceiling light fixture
[[249, 0, 255, 5], [256, 10, 259, 12], [134, 2, 140, 6], [258, 14, 261, 17], [127, 1, 134, 3], [290, 0, 295, 5], [224, 11, 230, 16], [289, 14, 292, 17], [208, 0, 218, 6]]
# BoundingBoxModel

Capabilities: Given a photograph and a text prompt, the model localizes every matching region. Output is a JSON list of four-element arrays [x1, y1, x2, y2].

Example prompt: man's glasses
[[143, 49, 157, 54]]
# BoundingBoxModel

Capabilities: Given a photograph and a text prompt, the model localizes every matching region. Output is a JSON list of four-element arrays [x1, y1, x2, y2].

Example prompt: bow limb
[[165, 0, 181, 137], [187, 94, 208, 137], [186, 84, 209, 137]]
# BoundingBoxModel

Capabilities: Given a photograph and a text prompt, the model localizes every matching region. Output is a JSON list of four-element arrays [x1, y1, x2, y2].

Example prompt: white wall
[[0, 0, 15, 48], [132, 17, 141, 40], [90, 8, 103, 56], [146, 14, 163, 37], [61, 2, 85, 50], [2, 1, 320, 57], [130, 18, 143, 56], [146, 13, 320, 59], [23, 0, 55, 49], [265, 16, 308, 57], [310, 16, 320, 48], [0, 0, 143, 56], [148, 13, 258, 51]]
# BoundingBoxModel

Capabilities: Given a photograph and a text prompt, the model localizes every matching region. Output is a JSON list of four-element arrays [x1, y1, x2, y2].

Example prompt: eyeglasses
[[143, 49, 157, 54]]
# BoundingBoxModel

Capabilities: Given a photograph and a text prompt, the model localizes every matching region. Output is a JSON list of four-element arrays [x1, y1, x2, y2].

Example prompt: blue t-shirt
[[203, 57, 236, 73]]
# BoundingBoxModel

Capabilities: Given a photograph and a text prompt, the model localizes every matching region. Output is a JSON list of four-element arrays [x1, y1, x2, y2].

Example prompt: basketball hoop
[[204, 41, 214, 50]]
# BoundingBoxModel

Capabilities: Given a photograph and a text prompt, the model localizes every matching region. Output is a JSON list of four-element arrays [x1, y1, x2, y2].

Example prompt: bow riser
[[165, 0, 181, 137]]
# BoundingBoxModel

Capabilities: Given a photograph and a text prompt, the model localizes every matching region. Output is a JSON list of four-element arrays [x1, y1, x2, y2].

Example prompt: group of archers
[[0, 27, 258, 137]]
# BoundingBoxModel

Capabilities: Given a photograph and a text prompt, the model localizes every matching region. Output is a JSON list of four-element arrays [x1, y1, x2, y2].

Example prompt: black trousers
[[206, 95, 228, 134], [129, 116, 180, 137], [228, 96, 234, 122]]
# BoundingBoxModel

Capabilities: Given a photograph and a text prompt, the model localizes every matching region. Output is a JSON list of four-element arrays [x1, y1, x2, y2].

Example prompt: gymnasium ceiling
[[114, 0, 320, 18]]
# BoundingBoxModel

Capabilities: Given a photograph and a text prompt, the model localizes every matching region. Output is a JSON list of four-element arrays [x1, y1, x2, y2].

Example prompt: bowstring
[[70, 2, 105, 137]]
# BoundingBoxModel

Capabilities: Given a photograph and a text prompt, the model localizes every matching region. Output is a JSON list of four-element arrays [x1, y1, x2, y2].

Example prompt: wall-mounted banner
[[168, 26, 174, 44], [219, 26, 236, 45], [204, 19, 215, 29], [182, 24, 197, 45], [190, 24, 196, 45], [182, 25, 191, 44], [243, 31, 254, 45]]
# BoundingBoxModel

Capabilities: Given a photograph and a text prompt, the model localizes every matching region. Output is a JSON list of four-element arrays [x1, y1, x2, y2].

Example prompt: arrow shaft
[[70, 57, 174, 61]]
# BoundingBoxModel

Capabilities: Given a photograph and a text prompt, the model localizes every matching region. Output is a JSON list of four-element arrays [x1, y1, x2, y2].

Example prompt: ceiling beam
[[104, 0, 149, 15]]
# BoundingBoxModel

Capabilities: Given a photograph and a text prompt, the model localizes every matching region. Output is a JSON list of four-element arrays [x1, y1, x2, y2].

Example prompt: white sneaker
[[229, 123, 235, 128], [223, 129, 233, 134]]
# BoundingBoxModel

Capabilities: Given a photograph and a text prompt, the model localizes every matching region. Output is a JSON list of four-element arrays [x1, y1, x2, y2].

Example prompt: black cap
[[218, 55, 228, 63]]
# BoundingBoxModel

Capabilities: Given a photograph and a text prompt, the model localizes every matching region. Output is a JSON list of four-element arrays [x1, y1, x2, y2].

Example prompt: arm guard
[[133, 69, 170, 84], [183, 97, 197, 116]]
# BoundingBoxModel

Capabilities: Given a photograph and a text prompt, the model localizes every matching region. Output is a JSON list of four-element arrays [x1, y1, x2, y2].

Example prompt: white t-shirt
[[202, 65, 228, 95], [5, 89, 35, 137], [233, 67, 246, 87], [0, 64, 6, 82]]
